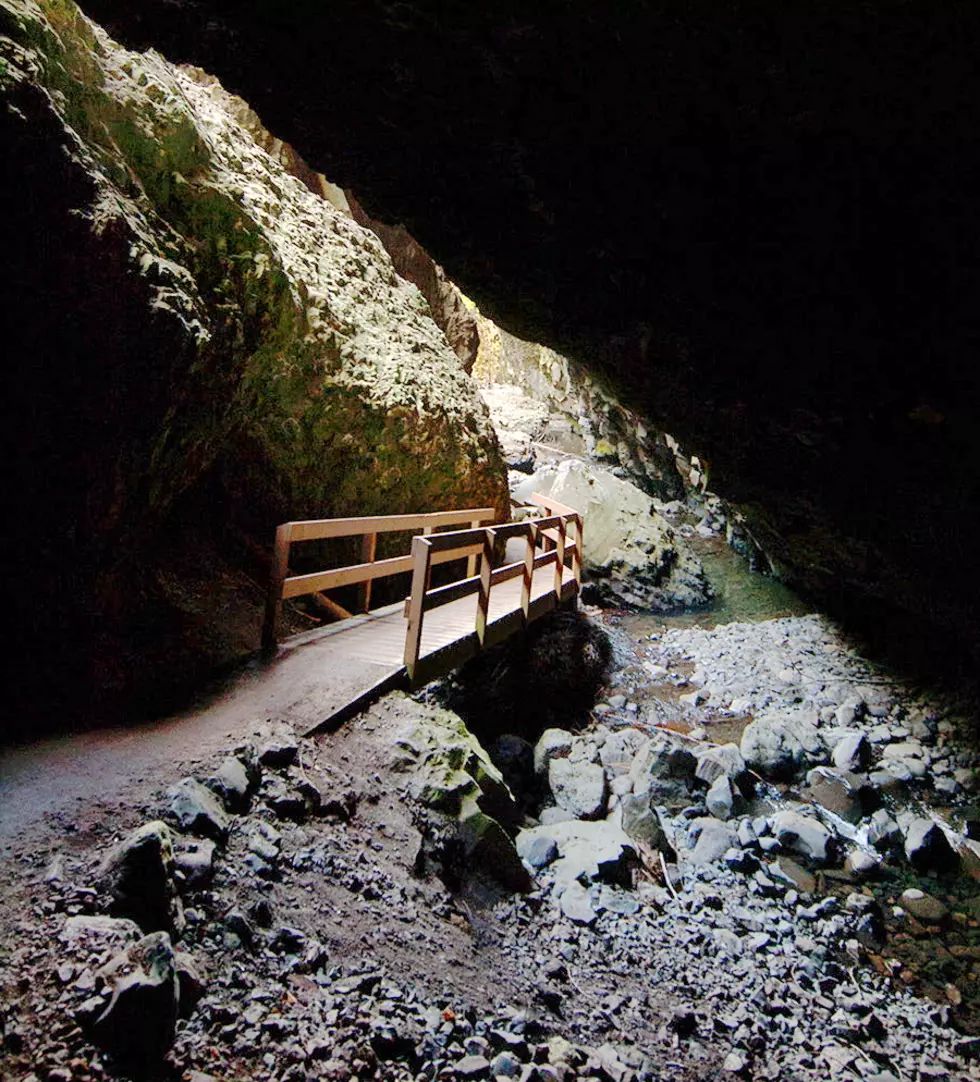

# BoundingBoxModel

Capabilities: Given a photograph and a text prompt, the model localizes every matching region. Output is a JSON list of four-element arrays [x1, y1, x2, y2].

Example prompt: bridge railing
[[402, 493, 582, 680], [262, 506, 495, 649]]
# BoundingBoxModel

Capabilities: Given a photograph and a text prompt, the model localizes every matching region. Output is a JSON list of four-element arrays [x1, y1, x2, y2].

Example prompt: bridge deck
[[280, 563, 578, 733]]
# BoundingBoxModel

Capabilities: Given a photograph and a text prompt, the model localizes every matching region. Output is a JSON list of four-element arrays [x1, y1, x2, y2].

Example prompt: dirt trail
[[0, 627, 396, 848]]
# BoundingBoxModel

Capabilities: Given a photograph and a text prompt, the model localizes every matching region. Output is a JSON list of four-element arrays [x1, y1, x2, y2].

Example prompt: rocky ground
[[3, 590, 980, 1081]]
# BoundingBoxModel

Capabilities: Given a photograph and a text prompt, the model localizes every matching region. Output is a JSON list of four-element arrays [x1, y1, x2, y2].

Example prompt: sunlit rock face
[[0, 0, 507, 732], [68, 0, 980, 681]]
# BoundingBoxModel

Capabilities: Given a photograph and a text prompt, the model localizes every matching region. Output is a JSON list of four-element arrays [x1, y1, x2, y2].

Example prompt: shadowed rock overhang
[[72, 0, 980, 679]]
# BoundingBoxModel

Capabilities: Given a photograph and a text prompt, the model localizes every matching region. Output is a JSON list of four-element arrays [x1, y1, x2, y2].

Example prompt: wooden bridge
[[262, 495, 582, 731]]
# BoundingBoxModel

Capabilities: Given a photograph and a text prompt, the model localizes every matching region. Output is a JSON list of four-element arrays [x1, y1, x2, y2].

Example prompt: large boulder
[[392, 696, 528, 890], [804, 767, 879, 825], [167, 779, 230, 842], [629, 732, 698, 810], [92, 932, 180, 1068], [771, 811, 837, 864], [903, 818, 959, 874], [741, 709, 825, 780], [517, 820, 638, 888], [516, 459, 709, 611], [101, 822, 181, 934], [548, 758, 608, 820]]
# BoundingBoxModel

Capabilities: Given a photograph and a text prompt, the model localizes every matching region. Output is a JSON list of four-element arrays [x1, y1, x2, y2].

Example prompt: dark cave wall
[[69, 0, 980, 680]]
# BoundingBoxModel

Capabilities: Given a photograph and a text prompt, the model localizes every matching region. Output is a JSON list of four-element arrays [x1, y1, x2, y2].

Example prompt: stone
[[599, 727, 647, 774], [844, 849, 881, 877], [770, 811, 835, 863], [898, 889, 949, 924], [92, 932, 179, 1067], [804, 766, 878, 825], [740, 709, 824, 780], [832, 732, 871, 773], [260, 775, 309, 822], [772, 855, 816, 893], [670, 1008, 697, 1037], [548, 757, 607, 820], [695, 743, 748, 787], [559, 881, 596, 925], [867, 810, 902, 850], [517, 834, 558, 869], [534, 729, 574, 776], [629, 732, 698, 810], [174, 951, 206, 1014], [620, 793, 668, 850], [102, 821, 180, 934], [167, 779, 230, 841], [518, 819, 637, 888], [596, 885, 640, 915], [491, 734, 535, 795], [455, 1054, 492, 1079], [174, 835, 216, 887], [61, 915, 142, 952], [206, 756, 252, 813], [258, 730, 300, 768], [530, 458, 710, 610], [903, 818, 959, 874], [690, 820, 737, 866], [458, 798, 533, 893], [491, 1051, 522, 1078], [706, 775, 736, 820]]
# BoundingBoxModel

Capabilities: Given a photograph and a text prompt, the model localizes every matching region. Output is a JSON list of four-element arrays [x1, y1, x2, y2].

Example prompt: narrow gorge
[[2, 3, 980, 1082]]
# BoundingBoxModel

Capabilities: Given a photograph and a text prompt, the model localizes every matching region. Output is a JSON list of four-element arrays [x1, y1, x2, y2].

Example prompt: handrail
[[402, 493, 583, 679], [263, 494, 584, 683], [263, 506, 495, 648]]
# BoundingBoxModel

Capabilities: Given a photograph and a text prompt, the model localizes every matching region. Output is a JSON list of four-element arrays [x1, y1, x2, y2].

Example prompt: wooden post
[[358, 532, 377, 613], [553, 517, 567, 600], [571, 514, 583, 589], [475, 527, 496, 644], [466, 518, 481, 578], [520, 523, 536, 622], [262, 523, 291, 651], [404, 536, 432, 679]]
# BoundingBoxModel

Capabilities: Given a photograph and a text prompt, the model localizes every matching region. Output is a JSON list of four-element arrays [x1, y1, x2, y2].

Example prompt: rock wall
[[470, 308, 685, 500], [346, 192, 480, 373], [0, 0, 508, 732]]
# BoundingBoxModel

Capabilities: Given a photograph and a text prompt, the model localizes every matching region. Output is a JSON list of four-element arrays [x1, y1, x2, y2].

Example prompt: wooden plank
[[528, 590, 558, 622], [421, 574, 480, 612], [309, 592, 354, 620], [282, 553, 413, 598], [262, 523, 291, 650], [475, 528, 495, 644], [425, 526, 489, 554], [570, 514, 583, 587], [529, 492, 578, 517], [533, 550, 558, 571], [403, 537, 432, 678], [357, 532, 377, 612], [410, 632, 480, 687], [554, 517, 567, 600], [466, 518, 481, 577], [490, 560, 524, 587], [285, 507, 495, 542], [488, 520, 531, 542], [483, 609, 524, 649], [521, 523, 536, 621]]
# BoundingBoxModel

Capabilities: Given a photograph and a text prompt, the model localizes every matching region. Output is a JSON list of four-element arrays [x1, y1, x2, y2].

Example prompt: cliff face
[[66, 0, 980, 687], [0, 0, 507, 732], [346, 192, 480, 374]]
